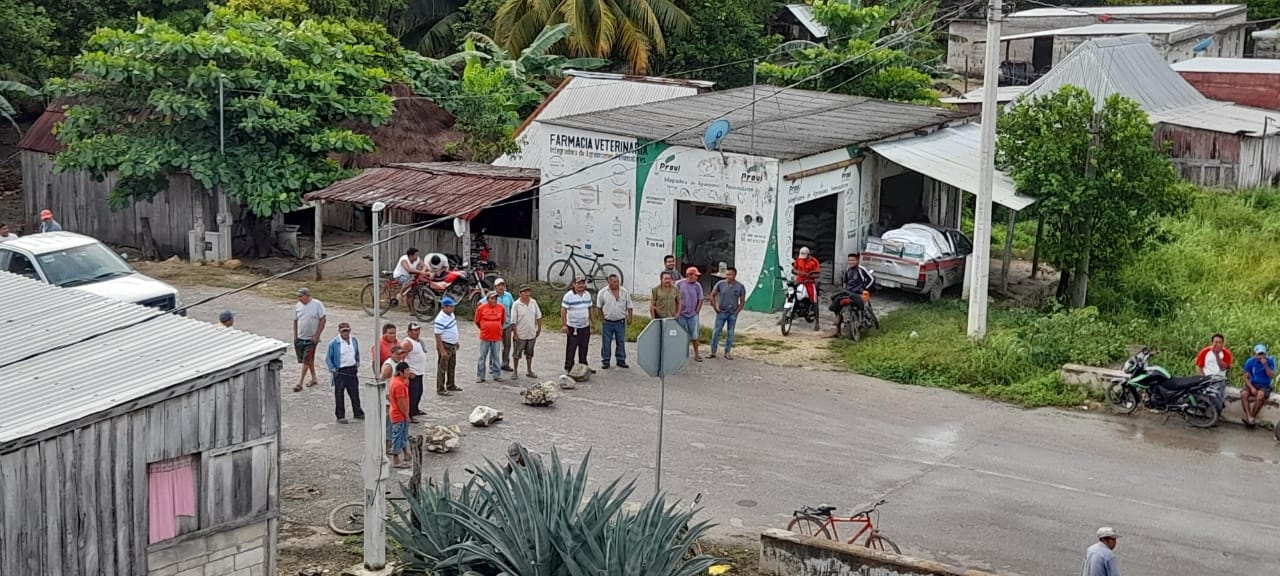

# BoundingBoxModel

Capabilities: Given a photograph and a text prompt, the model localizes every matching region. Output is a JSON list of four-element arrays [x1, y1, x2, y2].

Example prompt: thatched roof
[[340, 84, 466, 169]]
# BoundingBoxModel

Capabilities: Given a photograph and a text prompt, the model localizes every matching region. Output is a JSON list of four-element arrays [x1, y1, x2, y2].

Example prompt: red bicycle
[[785, 499, 900, 554], [360, 272, 435, 319]]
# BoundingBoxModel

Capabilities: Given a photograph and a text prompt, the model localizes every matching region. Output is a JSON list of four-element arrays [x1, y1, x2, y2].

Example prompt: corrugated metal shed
[[785, 4, 829, 39], [0, 271, 286, 446], [305, 161, 540, 218], [493, 72, 711, 169], [16, 99, 72, 154], [1008, 5, 1244, 18], [999, 23, 1193, 42], [1151, 103, 1280, 136], [542, 87, 970, 160], [869, 123, 1035, 211], [1172, 57, 1280, 74], [1016, 35, 1209, 113]]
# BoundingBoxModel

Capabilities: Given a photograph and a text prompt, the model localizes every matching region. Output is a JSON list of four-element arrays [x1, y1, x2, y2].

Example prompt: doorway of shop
[[791, 195, 838, 285], [675, 201, 736, 293]]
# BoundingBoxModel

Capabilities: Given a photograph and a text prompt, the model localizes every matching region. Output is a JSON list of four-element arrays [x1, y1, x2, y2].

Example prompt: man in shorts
[[292, 287, 327, 391], [393, 247, 426, 305], [510, 285, 543, 379], [675, 267, 705, 361], [1242, 343, 1275, 427], [387, 362, 413, 469]]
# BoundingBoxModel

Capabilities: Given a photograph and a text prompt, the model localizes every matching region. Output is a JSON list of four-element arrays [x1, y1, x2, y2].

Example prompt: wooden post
[[1001, 209, 1016, 293], [313, 200, 324, 281], [1030, 214, 1044, 279], [139, 217, 158, 261]]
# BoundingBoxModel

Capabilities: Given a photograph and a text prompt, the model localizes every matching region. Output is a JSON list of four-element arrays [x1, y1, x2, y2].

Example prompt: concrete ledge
[[1061, 364, 1279, 427], [760, 529, 1003, 576]]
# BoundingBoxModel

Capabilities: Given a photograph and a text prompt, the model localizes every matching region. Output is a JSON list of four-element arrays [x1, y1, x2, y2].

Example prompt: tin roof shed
[[304, 162, 540, 219]]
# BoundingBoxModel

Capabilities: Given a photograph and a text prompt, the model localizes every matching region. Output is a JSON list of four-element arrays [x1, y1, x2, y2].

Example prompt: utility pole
[[1070, 112, 1101, 308], [966, 0, 1003, 339], [363, 201, 389, 569], [750, 59, 759, 156], [216, 77, 233, 261]]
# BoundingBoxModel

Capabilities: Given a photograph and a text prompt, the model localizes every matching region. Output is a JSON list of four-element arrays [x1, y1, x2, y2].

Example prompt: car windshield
[[36, 242, 134, 287]]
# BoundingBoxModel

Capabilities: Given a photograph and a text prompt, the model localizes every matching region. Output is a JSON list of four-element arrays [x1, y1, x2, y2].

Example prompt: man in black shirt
[[831, 253, 874, 336]]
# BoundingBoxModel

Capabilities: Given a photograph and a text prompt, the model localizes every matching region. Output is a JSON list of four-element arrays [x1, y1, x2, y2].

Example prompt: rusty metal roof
[[304, 162, 540, 219], [17, 100, 72, 154]]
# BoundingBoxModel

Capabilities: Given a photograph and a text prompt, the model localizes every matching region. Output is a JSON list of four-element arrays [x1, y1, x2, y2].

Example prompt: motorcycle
[[445, 228, 498, 271], [1107, 348, 1225, 428], [780, 274, 820, 336], [835, 290, 879, 341], [416, 264, 492, 316]]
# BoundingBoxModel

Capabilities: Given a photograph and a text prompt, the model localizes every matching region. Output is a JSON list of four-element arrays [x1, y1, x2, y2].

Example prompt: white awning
[[869, 124, 1036, 211]]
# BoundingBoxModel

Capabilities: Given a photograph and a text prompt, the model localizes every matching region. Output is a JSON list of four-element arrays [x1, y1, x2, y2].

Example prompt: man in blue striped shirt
[[434, 297, 462, 395], [561, 276, 593, 372]]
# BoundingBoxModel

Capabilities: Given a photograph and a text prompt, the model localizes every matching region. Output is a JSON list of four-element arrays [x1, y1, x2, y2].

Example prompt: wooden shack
[[0, 271, 287, 575]]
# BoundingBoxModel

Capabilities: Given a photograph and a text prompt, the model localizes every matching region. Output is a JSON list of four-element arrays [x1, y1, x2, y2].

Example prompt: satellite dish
[[703, 119, 731, 151], [1192, 37, 1213, 53], [452, 217, 467, 238]]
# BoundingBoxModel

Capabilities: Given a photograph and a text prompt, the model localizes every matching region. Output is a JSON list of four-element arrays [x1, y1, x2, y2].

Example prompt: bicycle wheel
[[590, 263, 624, 291], [412, 288, 439, 319], [328, 501, 365, 535], [546, 259, 574, 290], [864, 533, 900, 554], [360, 281, 376, 316], [785, 515, 832, 539]]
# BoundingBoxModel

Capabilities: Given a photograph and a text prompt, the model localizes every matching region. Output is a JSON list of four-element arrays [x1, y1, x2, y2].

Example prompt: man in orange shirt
[[793, 246, 821, 303], [475, 291, 507, 383], [388, 361, 412, 469]]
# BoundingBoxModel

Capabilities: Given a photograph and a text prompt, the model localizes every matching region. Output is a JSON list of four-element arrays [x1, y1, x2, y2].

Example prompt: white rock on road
[[469, 405, 503, 427]]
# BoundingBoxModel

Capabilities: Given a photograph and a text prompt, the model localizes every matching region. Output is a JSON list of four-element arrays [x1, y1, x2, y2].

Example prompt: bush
[[389, 449, 718, 576]]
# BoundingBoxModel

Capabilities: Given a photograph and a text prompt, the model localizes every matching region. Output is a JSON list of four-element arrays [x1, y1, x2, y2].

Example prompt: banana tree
[[465, 23, 609, 94], [0, 80, 38, 135]]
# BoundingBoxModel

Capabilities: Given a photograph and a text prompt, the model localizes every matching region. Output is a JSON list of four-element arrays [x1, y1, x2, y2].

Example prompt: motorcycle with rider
[[830, 253, 879, 340]]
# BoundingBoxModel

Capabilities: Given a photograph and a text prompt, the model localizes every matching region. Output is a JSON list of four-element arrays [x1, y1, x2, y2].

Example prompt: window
[[148, 455, 199, 544], [34, 242, 133, 287], [6, 252, 38, 280]]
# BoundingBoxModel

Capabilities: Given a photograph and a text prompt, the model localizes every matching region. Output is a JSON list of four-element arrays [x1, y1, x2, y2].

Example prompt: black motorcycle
[[834, 291, 879, 341], [1107, 348, 1225, 428]]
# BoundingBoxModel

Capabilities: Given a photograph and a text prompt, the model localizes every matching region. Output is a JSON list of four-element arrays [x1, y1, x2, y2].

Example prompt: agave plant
[[390, 449, 717, 576]]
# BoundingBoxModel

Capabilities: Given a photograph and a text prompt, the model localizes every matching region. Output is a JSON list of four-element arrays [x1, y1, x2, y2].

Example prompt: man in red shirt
[[387, 362, 412, 469], [475, 291, 507, 383], [1194, 333, 1232, 378], [793, 246, 821, 303], [375, 323, 398, 371]]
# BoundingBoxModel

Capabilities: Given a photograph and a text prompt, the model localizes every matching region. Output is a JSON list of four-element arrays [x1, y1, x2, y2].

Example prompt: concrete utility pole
[[363, 201, 389, 569], [216, 77, 234, 261], [966, 0, 1002, 339]]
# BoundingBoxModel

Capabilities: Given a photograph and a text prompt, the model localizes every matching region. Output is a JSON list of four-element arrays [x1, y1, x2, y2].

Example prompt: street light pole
[[363, 201, 388, 569], [967, 0, 1003, 339]]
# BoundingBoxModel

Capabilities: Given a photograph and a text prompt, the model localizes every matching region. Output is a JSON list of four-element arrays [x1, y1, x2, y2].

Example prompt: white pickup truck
[[861, 224, 972, 302]]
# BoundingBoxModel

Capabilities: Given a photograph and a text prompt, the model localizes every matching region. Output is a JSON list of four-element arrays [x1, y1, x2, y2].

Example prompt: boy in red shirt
[[388, 362, 412, 469], [475, 291, 507, 383]]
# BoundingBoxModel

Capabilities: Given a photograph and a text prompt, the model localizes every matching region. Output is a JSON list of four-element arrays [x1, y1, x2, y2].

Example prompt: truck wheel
[[927, 283, 943, 302]]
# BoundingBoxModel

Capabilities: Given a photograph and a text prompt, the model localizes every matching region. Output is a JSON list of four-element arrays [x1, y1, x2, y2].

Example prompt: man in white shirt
[[596, 273, 633, 369], [1081, 527, 1121, 576], [510, 285, 543, 379], [561, 277, 593, 372], [0, 223, 18, 242], [292, 287, 327, 392], [325, 322, 364, 423], [434, 297, 462, 395], [393, 247, 426, 305], [402, 322, 430, 420]]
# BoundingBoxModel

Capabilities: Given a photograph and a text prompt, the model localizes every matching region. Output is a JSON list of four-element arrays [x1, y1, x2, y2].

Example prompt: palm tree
[[493, 0, 691, 73], [0, 80, 39, 135], [466, 23, 610, 93]]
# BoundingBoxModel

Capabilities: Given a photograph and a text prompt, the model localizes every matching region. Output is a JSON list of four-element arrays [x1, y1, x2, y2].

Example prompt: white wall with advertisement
[[777, 149, 861, 281], [537, 126, 639, 282]]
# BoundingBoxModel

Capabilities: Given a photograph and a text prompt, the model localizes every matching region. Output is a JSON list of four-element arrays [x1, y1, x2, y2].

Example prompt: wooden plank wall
[[0, 361, 280, 575], [379, 208, 539, 283], [20, 151, 219, 256]]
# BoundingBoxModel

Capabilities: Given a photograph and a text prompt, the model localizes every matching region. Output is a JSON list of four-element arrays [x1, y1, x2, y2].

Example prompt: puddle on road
[[913, 424, 962, 459], [1118, 422, 1279, 465]]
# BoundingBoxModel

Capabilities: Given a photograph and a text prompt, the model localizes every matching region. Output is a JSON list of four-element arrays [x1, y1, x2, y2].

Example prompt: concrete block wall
[[147, 521, 270, 576], [760, 529, 1002, 576]]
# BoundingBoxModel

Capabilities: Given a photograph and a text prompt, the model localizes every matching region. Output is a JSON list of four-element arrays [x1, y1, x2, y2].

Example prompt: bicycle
[[359, 271, 435, 319], [785, 499, 900, 554], [328, 490, 408, 535], [546, 244, 624, 291]]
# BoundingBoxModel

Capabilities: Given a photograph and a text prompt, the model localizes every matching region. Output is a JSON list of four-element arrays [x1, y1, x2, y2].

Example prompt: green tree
[[442, 40, 542, 161], [493, 0, 691, 73], [465, 23, 610, 93], [50, 6, 400, 216], [0, 0, 58, 82], [997, 85, 1187, 307], [653, 0, 780, 88], [756, 0, 939, 104]]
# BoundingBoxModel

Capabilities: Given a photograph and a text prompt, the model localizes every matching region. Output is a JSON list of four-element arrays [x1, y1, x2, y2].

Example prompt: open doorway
[[877, 172, 929, 235], [676, 201, 736, 293], [792, 195, 838, 284]]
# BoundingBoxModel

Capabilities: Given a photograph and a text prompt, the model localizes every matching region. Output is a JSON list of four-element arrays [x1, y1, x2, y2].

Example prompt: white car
[[0, 232, 182, 312]]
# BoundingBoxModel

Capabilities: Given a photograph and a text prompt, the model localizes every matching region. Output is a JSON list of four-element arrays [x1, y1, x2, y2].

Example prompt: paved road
[[185, 286, 1277, 576]]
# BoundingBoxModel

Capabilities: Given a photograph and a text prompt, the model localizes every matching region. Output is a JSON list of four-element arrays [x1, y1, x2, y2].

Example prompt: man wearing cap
[[793, 246, 821, 304], [493, 278, 517, 372], [510, 284, 543, 379], [561, 276, 594, 371], [675, 267, 705, 362], [38, 209, 62, 233], [325, 322, 364, 423], [475, 291, 507, 383], [434, 297, 462, 394], [1081, 527, 1120, 576], [402, 322, 430, 420], [597, 273, 633, 369], [218, 310, 235, 328], [1241, 343, 1275, 427], [292, 287, 327, 392]]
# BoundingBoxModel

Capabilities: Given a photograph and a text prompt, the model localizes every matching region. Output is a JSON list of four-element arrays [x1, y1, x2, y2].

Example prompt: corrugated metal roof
[[16, 100, 72, 154], [1172, 57, 1280, 74], [0, 272, 286, 447], [1009, 5, 1244, 18], [542, 87, 971, 160], [1151, 103, 1280, 135], [563, 70, 716, 89], [869, 124, 1036, 211], [941, 86, 1028, 105], [785, 4, 829, 38], [305, 162, 540, 218], [1016, 35, 1209, 114], [494, 75, 708, 169], [999, 23, 1193, 42]]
